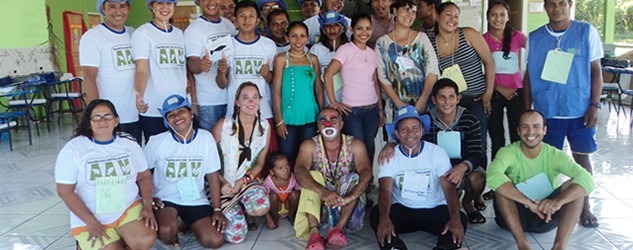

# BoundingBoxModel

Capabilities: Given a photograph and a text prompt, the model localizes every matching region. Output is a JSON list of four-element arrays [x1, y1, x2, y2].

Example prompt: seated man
[[371, 105, 466, 250], [426, 79, 487, 223], [487, 110, 595, 250], [379, 78, 487, 224], [294, 107, 372, 250]]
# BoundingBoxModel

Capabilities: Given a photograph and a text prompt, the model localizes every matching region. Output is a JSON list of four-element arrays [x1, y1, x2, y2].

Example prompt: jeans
[[119, 120, 142, 145], [198, 104, 227, 131], [460, 95, 488, 168], [489, 89, 524, 160], [278, 122, 317, 164], [140, 116, 168, 144], [342, 104, 380, 162]]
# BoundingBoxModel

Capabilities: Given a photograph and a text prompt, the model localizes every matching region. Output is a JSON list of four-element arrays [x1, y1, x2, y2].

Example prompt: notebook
[[516, 172, 554, 201]]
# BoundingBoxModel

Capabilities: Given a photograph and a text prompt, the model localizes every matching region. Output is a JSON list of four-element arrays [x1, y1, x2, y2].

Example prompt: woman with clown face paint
[[293, 107, 373, 250]]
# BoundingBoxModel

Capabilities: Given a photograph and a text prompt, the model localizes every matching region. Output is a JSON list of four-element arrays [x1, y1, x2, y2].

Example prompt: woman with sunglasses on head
[[55, 100, 156, 250]]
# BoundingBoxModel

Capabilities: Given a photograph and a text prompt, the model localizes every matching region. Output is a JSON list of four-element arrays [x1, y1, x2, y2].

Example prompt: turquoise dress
[[281, 52, 319, 125]]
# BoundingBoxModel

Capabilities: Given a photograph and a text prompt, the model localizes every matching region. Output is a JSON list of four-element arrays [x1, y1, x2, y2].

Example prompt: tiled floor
[[0, 108, 632, 250]]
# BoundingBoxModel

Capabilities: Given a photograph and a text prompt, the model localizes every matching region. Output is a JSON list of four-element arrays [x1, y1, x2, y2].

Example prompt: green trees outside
[[575, 0, 633, 43]]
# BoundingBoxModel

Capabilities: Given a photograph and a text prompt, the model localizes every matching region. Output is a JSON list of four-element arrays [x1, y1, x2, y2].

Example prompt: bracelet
[[143, 200, 155, 206], [213, 207, 222, 212], [276, 120, 285, 127]]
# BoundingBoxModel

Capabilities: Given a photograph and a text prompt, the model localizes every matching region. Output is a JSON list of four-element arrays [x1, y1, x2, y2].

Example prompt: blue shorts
[[544, 118, 597, 154]]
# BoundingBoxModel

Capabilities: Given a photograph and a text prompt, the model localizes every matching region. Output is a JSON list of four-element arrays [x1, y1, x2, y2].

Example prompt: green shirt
[[487, 142, 594, 195]]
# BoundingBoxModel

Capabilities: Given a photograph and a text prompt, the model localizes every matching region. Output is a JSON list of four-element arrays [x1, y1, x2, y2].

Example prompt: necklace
[[288, 51, 306, 58], [439, 32, 454, 47]]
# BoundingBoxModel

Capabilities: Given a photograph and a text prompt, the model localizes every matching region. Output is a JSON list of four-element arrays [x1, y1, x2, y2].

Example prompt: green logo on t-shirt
[[234, 56, 263, 78], [165, 157, 203, 181], [111, 45, 135, 71], [87, 154, 133, 182], [157, 44, 185, 68]]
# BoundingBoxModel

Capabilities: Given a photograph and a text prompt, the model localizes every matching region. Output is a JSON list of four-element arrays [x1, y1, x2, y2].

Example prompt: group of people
[[54, 0, 604, 249]]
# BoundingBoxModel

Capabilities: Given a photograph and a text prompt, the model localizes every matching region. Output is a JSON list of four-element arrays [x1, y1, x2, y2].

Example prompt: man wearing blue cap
[[256, 0, 288, 37], [371, 105, 466, 250], [81, 0, 142, 143], [185, 0, 236, 132]]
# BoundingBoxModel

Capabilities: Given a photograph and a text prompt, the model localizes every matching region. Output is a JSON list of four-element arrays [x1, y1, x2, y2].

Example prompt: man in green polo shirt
[[487, 109, 594, 250]]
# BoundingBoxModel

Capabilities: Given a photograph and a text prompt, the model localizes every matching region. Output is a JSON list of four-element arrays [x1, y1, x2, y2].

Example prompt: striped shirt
[[433, 28, 487, 97], [423, 106, 484, 170]]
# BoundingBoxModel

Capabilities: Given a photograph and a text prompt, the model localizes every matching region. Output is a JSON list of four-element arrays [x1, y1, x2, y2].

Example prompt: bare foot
[[265, 213, 278, 230]]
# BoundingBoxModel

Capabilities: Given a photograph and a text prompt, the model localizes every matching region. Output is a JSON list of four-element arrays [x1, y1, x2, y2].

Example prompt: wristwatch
[[589, 102, 602, 109]]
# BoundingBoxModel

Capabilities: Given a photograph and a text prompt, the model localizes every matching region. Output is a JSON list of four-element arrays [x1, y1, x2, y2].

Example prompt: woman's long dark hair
[[74, 99, 135, 141], [434, 2, 460, 36], [230, 82, 265, 136], [487, 1, 515, 59]]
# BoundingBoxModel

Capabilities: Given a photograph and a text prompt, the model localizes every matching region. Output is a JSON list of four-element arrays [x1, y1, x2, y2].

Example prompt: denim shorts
[[544, 118, 597, 154]]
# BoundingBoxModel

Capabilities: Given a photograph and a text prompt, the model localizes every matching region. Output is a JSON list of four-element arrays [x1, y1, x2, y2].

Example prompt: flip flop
[[580, 213, 599, 228], [305, 233, 325, 250], [467, 211, 486, 224], [474, 201, 487, 211], [324, 227, 348, 249]]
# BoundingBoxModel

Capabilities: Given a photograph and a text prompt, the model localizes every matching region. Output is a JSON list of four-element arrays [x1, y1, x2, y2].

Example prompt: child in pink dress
[[264, 152, 301, 229]]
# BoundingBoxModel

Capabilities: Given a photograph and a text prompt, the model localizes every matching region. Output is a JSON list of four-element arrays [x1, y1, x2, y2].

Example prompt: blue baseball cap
[[146, 0, 178, 10], [97, 0, 130, 16], [256, 0, 288, 12], [318, 10, 347, 32], [298, 0, 321, 7], [385, 105, 431, 141], [158, 94, 191, 128]]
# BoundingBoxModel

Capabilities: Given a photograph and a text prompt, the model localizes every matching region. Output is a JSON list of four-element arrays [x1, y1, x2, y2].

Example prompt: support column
[[603, 0, 615, 44]]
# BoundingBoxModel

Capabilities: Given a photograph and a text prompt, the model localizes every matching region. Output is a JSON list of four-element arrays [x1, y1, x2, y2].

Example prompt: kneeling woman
[[213, 82, 271, 243], [145, 95, 228, 248], [55, 99, 156, 250]]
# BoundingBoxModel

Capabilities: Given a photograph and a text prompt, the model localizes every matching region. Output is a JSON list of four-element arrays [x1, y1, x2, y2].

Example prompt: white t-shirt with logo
[[144, 129, 221, 206], [184, 17, 237, 106], [378, 142, 452, 209], [225, 35, 276, 119], [55, 135, 149, 228], [131, 23, 187, 117], [303, 14, 352, 46], [79, 24, 139, 123]]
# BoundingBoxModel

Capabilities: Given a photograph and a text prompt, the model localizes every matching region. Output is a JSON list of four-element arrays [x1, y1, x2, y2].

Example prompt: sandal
[[474, 201, 487, 211], [467, 211, 486, 224], [580, 212, 599, 228], [324, 227, 348, 249], [305, 233, 325, 250]]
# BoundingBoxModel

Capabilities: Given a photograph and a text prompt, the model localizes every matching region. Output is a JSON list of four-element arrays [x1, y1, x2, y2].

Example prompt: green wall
[[1, 1, 49, 48], [526, 0, 549, 33]]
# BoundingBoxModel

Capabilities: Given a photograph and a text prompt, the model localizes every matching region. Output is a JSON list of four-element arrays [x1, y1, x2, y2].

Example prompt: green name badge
[[541, 50, 574, 84], [96, 176, 126, 214]]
